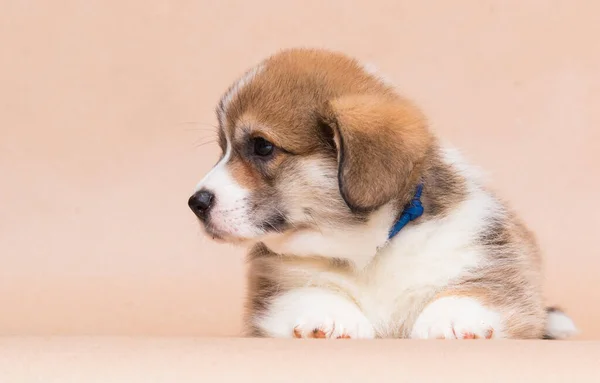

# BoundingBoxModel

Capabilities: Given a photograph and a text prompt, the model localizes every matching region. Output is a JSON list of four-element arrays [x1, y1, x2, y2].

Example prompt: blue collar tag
[[386, 184, 424, 241]]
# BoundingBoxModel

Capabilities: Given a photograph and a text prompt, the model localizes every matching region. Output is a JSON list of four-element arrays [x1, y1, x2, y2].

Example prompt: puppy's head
[[189, 49, 432, 245]]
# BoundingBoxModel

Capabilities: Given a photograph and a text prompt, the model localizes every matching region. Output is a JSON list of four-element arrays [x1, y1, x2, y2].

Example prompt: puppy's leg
[[410, 294, 504, 340], [254, 288, 375, 339]]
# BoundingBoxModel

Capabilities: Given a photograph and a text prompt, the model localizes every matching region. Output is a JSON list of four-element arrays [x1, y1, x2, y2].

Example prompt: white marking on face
[[217, 64, 265, 127], [194, 140, 260, 239], [194, 141, 233, 193]]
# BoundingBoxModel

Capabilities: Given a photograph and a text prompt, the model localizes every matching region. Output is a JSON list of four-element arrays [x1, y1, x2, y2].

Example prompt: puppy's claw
[[312, 329, 327, 338], [293, 328, 302, 338]]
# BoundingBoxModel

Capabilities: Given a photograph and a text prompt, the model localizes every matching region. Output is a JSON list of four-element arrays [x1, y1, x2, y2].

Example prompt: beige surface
[[0, 338, 599, 382], [0, 0, 599, 338]]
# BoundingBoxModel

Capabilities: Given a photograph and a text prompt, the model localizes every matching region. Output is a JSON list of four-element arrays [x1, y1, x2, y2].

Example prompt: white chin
[[204, 226, 262, 246], [219, 237, 252, 246]]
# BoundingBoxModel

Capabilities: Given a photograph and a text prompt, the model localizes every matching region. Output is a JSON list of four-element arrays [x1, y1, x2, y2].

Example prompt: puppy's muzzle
[[188, 189, 214, 220]]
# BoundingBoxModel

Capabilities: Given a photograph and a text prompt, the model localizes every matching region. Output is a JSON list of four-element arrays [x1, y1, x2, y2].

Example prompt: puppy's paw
[[255, 288, 375, 339], [411, 296, 503, 340], [292, 313, 375, 339]]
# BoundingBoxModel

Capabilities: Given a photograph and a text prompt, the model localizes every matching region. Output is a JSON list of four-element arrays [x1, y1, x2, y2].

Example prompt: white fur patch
[[361, 62, 395, 87], [411, 297, 504, 339], [255, 288, 375, 339], [438, 145, 488, 184], [194, 141, 258, 238], [262, 204, 395, 270], [361, 174, 499, 336], [546, 310, 578, 339]]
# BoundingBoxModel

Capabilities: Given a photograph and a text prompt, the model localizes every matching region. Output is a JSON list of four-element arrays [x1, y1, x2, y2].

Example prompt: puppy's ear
[[320, 94, 432, 212]]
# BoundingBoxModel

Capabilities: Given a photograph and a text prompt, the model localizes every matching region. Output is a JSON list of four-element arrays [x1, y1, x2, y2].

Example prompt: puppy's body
[[189, 49, 577, 339], [248, 147, 544, 339]]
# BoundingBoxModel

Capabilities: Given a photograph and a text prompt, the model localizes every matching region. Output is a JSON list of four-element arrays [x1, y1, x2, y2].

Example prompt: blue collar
[[387, 184, 424, 240]]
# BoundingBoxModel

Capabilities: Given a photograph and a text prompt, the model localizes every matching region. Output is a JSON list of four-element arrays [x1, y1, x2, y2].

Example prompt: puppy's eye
[[252, 137, 274, 157]]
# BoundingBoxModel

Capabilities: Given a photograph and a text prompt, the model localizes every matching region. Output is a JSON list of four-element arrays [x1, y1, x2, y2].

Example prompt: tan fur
[[457, 211, 546, 338], [228, 157, 260, 189]]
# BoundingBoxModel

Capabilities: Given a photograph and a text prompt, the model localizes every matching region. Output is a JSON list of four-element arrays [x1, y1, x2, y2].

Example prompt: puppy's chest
[[345, 237, 481, 336]]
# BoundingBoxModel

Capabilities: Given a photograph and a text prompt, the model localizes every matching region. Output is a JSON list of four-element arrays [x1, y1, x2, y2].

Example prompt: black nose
[[188, 189, 214, 219]]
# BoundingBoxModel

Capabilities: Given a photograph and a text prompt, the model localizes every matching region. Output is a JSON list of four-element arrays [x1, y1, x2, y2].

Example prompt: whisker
[[178, 121, 219, 127], [265, 221, 281, 233], [192, 135, 217, 144], [273, 206, 297, 230], [194, 139, 218, 149], [184, 127, 219, 133]]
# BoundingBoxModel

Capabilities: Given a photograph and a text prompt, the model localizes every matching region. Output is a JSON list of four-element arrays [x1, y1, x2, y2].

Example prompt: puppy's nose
[[188, 189, 214, 219]]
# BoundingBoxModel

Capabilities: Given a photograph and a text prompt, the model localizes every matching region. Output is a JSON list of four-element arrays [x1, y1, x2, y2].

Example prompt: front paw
[[411, 296, 503, 340], [292, 314, 375, 339], [255, 288, 375, 339]]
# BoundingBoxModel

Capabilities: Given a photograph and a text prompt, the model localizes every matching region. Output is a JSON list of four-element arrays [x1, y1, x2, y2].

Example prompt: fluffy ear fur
[[320, 94, 432, 212]]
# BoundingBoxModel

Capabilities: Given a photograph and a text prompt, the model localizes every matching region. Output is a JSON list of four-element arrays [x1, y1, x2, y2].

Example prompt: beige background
[[1, 338, 600, 382], [0, 0, 598, 339]]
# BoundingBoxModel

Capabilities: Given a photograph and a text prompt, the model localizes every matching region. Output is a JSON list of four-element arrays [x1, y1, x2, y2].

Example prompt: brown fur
[[216, 49, 446, 238], [321, 94, 433, 212], [212, 50, 438, 238], [228, 157, 260, 189]]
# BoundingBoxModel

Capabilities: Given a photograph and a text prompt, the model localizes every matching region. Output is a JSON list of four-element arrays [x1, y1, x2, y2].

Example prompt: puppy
[[189, 48, 577, 339]]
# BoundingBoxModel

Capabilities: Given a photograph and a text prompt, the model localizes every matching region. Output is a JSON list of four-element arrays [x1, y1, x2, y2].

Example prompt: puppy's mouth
[[203, 226, 226, 242], [200, 222, 241, 243], [199, 212, 290, 245]]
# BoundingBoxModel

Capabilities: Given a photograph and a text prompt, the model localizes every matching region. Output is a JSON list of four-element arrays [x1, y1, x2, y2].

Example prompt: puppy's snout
[[188, 189, 215, 220]]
